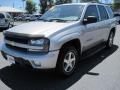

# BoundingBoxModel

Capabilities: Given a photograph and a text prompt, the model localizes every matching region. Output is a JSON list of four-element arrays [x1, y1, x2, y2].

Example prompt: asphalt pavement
[[0, 25, 120, 90]]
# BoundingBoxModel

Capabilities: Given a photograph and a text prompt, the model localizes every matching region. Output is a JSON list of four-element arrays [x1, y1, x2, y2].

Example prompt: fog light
[[32, 60, 41, 67]]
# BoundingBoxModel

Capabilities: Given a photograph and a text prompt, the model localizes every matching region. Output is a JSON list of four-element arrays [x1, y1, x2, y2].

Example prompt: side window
[[84, 5, 99, 21], [98, 5, 109, 20], [106, 6, 114, 18]]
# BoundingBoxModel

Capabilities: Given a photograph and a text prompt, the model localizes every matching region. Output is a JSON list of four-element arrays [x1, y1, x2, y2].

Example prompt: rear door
[[105, 6, 116, 40], [97, 5, 110, 41]]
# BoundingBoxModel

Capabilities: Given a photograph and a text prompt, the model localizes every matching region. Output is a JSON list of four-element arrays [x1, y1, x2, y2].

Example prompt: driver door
[[82, 5, 102, 51]]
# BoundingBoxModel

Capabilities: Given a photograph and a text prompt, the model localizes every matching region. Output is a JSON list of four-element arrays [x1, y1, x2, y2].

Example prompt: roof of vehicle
[[58, 2, 109, 7]]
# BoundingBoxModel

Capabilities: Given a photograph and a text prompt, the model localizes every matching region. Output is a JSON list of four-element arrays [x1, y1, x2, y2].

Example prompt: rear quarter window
[[98, 5, 109, 21], [106, 6, 114, 18]]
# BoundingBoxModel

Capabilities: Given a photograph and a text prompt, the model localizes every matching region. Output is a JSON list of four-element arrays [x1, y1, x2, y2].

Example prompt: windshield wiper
[[38, 18, 48, 22], [48, 19, 68, 22]]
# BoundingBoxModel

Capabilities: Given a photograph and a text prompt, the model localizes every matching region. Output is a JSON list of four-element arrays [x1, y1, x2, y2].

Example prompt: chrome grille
[[4, 33, 29, 52], [5, 35, 29, 44], [4, 33, 43, 52]]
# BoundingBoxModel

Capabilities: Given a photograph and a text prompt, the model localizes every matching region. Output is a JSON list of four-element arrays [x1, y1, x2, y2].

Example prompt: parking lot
[[0, 23, 120, 90]]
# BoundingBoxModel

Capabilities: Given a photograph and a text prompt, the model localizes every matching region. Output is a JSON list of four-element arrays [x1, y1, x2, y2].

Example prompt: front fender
[[49, 32, 83, 51]]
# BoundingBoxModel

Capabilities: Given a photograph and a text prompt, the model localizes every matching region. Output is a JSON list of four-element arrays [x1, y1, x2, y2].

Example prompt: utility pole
[[22, 0, 25, 10], [13, 2, 14, 8]]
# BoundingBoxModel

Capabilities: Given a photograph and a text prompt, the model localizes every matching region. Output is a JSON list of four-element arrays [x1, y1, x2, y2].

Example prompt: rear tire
[[56, 45, 79, 76], [14, 62, 21, 67], [11, 62, 21, 69], [106, 31, 114, 49]]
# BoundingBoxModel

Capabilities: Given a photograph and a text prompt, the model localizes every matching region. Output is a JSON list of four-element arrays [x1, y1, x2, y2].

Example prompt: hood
[[6, 21, 75, 37]]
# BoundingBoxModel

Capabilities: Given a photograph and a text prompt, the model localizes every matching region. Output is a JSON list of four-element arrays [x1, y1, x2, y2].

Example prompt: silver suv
[[1, 3, 117, 76], [0, 12, 13, 29]]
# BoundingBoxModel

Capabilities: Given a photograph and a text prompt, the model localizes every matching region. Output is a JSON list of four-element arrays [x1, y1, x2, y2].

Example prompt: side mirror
[[83, 16, 97, 25]]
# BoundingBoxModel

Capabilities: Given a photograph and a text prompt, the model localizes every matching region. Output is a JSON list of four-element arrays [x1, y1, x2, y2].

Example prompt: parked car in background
[[30, 14, 42, 21], [1, 3, 117, 76], [0, 12, 13, 29], [14, 15, 23, 21], [15, 14, 31, 21], [24, 15, 32, 21], [14, 14, 42, 21]]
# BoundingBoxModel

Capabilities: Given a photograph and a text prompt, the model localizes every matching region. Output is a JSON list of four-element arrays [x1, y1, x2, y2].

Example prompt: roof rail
[[83, 1, 107, 5]]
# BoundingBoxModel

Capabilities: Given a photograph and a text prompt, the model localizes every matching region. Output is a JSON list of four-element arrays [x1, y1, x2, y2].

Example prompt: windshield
[[40, 5, 84, 22]]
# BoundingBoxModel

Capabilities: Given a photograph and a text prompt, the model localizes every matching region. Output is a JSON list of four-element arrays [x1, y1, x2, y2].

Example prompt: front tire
[[56, 45, 79, 76]]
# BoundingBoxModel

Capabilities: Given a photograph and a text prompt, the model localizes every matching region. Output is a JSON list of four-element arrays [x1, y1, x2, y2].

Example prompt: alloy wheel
[[63, 51, 76, 73]]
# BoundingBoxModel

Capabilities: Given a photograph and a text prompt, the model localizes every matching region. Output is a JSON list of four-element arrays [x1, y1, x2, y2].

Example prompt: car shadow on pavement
[[0, 28, 7, 32], [0, 45, 118, 90]]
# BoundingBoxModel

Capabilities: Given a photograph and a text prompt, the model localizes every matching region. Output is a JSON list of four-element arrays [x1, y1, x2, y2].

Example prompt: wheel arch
[[59, 39, 82, 56], [110, 27, 116, 37]]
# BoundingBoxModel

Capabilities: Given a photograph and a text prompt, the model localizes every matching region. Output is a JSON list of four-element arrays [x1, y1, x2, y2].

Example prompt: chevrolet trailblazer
[[1, 3, 117, 76]]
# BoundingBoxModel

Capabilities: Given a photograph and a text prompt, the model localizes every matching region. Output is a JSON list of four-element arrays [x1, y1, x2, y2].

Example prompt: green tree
[[55, 0, 72, 5], [39, 0, 72, 14], [25, 0, 36, 14], [39, 0, 47, 14], [113, 0, 120, 11], [39, 0, 55, 14]]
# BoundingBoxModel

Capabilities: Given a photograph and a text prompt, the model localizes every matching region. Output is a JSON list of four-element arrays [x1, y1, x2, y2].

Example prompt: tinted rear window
[[106, 6, 114, 18], [98, 5, 109, 20]]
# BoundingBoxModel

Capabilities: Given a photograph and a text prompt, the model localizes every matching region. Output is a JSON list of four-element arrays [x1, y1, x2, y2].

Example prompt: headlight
[[28, 38, 50, 53], [30, 39, 45, 46]]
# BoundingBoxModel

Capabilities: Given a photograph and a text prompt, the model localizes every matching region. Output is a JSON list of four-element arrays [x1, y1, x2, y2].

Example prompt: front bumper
[[1, 43, 59, 69]]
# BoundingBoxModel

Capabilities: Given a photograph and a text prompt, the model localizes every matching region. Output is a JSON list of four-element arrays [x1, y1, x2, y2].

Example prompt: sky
[[0, 0, 112, 10], [0, 0, 40, 10]]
